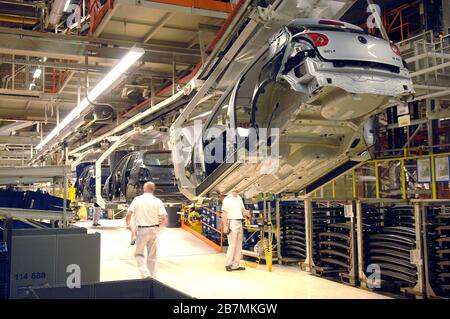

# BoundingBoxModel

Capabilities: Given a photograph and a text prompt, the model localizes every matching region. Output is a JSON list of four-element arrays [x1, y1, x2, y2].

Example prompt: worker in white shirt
[[92, 202, 102, 227], [126, 182, 167, 279], [221, 190, 251, 272]]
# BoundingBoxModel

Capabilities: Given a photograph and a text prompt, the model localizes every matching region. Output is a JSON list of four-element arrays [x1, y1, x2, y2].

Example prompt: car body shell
[[103, 150, 185, 203], [170, 18, 415, 200], [75, 164, 110, 203]]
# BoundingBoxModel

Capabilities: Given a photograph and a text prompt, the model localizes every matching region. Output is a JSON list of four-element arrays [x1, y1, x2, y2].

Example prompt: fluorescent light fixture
[[33, 68, 42, 79], [63, 0, 71, 12], [36, 47, 145, 150]]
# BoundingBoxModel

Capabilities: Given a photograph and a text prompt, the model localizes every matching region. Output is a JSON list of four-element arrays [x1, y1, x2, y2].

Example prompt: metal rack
[[356, 200, 424, 297], [277, 200, 306, 265], [309, 200, 358, 286], [0, 166, 70, 227], [417, 200, 450, 298]]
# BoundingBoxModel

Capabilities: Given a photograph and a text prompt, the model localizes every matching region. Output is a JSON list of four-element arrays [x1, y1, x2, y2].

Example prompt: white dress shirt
[[222, 193, 245, 219], [128, 193, 167, 226]]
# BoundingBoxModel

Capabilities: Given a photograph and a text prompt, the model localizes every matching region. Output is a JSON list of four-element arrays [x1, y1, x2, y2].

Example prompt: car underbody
[[170, 16, 414, 201]]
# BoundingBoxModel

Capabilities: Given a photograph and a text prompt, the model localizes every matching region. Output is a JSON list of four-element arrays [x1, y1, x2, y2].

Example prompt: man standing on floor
[[92, 202, 102, 227], [222, 189, 251, 272], [126, 181, 167, 279]]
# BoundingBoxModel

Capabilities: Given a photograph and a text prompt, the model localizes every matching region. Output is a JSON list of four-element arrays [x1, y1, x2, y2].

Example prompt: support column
[[444, 0, 450, 34], [302, 199, 313, 272]]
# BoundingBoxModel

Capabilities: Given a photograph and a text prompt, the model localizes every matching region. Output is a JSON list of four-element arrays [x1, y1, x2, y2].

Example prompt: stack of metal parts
[[0, 242, 8, 299], [425, 206, 450, 298], [279, 202, 306, 262], [312, 203, 356, 284], [363, 204, 418, 291]]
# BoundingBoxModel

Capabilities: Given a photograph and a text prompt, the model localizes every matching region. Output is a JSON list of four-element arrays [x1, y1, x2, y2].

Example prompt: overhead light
[[33, 68, 42, 79], [11, 131, 16, 136], [36, 47, 145, 150], [63, 0, 71, 12]]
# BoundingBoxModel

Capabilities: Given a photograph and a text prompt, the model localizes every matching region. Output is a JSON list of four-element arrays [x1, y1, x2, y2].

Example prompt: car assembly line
[[0, 0, 449, 302]]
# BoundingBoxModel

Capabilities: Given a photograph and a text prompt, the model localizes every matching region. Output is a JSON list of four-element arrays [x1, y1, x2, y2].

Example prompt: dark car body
[[75, 164, 110, 203], [103, 150, 184, 203]]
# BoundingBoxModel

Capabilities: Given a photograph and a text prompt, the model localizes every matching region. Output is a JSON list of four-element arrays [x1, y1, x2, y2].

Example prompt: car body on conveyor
[[103, 150, 184, 203], [171, 18, 415, 200], [75, 164, 110, 203]]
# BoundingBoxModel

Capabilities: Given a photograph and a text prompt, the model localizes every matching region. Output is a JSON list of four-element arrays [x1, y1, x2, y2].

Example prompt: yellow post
[[401, 159, 406, 200], [352, 170, 357, 198], [431, 156, 437, 199], [332, 180, 336, 198], [375, 161, 380, 199]]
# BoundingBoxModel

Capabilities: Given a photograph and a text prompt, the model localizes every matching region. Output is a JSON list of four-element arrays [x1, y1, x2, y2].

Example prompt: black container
[[29, 278, 193, 299], [166, 206, 181, 228]]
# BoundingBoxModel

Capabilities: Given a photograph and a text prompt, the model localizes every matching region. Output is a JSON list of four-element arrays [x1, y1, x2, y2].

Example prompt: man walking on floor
[[126, 181, 167, 279], [222, 189, 251, 272]]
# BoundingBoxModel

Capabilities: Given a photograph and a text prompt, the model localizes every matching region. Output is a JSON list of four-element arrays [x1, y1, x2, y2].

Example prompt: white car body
[[170, 18, 414, 200]]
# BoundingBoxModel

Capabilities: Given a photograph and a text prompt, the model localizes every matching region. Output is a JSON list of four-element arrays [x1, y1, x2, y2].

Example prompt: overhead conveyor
[[169, 0, 417, 202]]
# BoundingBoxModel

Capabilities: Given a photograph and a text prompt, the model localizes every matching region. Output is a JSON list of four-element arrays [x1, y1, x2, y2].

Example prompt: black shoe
[[232, 266, 246, 271], [225, 266, 233, 272], [93, 223, 101, 227], [130, 240, 136, 246]]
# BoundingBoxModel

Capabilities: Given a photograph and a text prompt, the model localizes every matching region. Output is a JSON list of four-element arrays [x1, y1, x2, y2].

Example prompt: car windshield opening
[[143, 152, 173, 166]]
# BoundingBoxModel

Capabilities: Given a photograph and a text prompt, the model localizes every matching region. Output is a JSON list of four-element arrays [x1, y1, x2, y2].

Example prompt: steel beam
[[117, 0, 229, 19], [0, 121, 36, 136], [0, 207, 65, 221], [0, 150, 33, 157], [0, 26, 200, 60], [93, 1, 120, 37], [0, 135, 40, 145], [143, 12, 174, 43], [0, 165, 69, 177], [110, 16, 199, 32]]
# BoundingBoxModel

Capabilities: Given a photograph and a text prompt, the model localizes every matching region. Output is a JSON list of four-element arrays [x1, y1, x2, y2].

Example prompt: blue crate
[[0, 242, 8, 296], [0, 283, 8, 300], [23, 191, 71, 212], [0, 189, 25, 208], [0, 242, 6, 254]]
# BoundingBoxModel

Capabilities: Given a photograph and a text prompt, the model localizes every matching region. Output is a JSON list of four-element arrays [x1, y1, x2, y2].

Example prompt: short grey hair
[[144, 181, 155, 193]]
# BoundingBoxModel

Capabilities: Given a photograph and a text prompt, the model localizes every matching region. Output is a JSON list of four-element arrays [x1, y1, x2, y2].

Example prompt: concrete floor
[[77, 219, 389, 299]]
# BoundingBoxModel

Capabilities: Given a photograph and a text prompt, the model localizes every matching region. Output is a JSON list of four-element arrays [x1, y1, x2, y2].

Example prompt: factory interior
[[0, 0, 449, 302]]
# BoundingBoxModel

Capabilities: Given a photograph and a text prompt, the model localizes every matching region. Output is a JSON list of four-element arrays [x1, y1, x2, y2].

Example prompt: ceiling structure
[[0, 0, 231, 165]]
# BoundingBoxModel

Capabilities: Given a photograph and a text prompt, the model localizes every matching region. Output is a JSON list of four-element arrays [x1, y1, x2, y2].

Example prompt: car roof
[[288, 18, 364, 32]]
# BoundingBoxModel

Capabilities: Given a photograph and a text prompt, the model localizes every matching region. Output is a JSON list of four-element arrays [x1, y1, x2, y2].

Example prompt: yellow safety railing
[[323, 151, 450, 201]]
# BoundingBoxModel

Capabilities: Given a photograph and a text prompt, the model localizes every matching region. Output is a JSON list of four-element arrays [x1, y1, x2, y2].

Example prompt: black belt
[[229, 219, 244, 221], [138, 225, 159, 228]]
